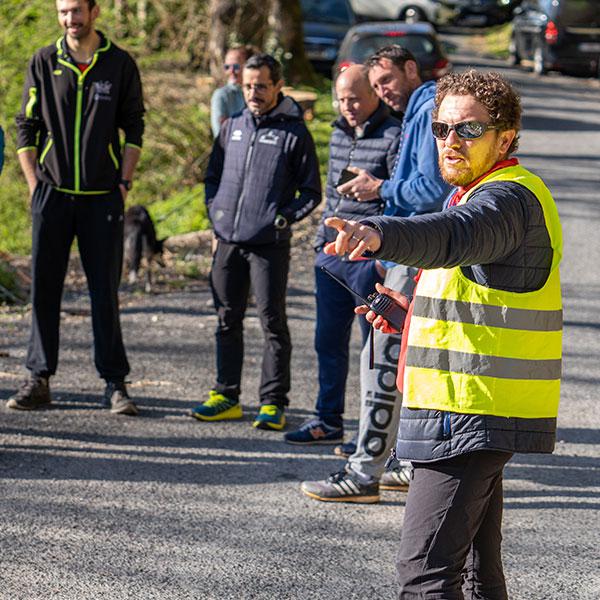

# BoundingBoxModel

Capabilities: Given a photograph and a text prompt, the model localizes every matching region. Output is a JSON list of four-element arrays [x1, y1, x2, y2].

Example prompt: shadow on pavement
[[523, 114, 600, 132]]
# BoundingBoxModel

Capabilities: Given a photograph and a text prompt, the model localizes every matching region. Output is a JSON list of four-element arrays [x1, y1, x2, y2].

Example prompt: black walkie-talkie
[[320, 266, 407, 332]]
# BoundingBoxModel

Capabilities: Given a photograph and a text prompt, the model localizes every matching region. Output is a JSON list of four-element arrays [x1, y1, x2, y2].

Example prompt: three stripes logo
[[331, 477, 362, 496]]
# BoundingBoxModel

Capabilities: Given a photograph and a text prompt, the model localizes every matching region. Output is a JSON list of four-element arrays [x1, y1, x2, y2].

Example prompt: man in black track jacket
[[8, 0, 144, 416], [190, 53, 321, 431]]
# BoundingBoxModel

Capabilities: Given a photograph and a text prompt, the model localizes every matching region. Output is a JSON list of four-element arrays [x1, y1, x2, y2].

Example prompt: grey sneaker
[[379, 466, 411, 491], [6, 376, 52, 410], [301, 469, 380, 504], [104, 382, 138, 416]]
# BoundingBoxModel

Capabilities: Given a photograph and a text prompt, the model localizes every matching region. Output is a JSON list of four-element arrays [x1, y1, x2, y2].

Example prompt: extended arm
[[368, 183, 530, 268]]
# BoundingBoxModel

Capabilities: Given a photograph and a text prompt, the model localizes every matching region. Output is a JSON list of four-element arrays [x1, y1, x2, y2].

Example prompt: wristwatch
[[120, 178, 132, 191], [274, 214, 288, 229]]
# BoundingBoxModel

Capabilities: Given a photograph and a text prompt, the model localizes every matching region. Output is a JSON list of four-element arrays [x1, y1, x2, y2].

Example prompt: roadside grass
[[483, 23, 512, 59], [306, 84, 335, 181], [0, 69, 334, 256]]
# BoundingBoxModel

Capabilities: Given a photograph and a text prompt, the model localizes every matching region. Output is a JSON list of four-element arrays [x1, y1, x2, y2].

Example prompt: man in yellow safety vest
[[324, 70, 562, 599]]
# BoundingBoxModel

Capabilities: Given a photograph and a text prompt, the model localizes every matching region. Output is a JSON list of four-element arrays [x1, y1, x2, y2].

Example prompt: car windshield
[[301, 0, 354, 24], [348, 33, 437, 61], [558, 0, 600, 26]]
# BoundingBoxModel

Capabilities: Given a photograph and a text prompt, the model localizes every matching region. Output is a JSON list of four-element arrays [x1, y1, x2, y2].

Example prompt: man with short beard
[[300, 46, 450, 502], [9, 0, 144, 415], [324, 70, 562, 598], [192, 53, 321, 431]]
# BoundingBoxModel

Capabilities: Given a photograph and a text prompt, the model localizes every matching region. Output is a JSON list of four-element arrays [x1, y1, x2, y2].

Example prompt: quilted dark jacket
[[314, 101, 402, 250], [204, 95, 321, 245]]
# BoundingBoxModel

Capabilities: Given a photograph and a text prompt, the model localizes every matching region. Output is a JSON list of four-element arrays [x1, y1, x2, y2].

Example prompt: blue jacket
[[315, 101, 402, 249], [210, 83, 245, 138], [379, 80, 451, 218], [205, 95, 321, 245]]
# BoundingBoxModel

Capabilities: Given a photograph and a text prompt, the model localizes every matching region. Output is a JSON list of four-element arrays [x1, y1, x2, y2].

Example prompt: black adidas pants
[[26, 182, 129, 382]]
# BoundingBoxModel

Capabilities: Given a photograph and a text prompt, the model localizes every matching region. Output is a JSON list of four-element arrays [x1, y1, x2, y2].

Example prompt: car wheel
[[400, 6, 427, 23], [533, 44, 546, 75], [508, 36, 521, 66]]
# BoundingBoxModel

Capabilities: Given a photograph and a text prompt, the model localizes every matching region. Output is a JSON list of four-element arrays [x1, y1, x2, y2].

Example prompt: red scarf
[[395, 158, 519, 392]]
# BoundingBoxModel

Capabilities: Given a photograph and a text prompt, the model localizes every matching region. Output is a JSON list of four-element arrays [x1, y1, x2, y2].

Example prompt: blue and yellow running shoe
[[190, 390, 242, 421], [253, 404, 286, 430]]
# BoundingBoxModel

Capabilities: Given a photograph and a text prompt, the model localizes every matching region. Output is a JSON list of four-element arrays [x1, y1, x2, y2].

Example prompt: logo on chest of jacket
[[93, 81, 112, 101], [258, 130, 280, 146], [231, 129, 243, 142]]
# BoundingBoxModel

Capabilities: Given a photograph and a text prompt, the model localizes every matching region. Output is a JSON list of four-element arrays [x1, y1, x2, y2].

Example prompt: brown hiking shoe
[[7, 376, 52, 410], [104, 381, 138, 416]]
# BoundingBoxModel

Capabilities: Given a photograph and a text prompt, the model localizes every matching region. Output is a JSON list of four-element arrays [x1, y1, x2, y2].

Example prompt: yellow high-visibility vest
[[404, 165, 562, 418]]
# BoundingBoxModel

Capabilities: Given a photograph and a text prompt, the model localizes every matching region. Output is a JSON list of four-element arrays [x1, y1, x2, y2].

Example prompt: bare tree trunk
[[206, 0, 238, 80], [207, 0, 314, 84], [267, 0, 315, 84], [137, 0, 148, 32]]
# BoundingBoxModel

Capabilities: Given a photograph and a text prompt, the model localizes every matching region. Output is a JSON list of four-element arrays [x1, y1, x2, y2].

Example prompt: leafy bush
[[0, 1, 333, 255], [0, 1, 212, 254]]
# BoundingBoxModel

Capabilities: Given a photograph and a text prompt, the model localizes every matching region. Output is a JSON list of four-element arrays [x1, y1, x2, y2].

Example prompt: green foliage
[[0, 0, 333, 256], [0, 1, 211, 255], [484, 23, 512, 59], [306, 82, 335, 185], [0, 2, 64, 252], [147, 184, 210, 240]]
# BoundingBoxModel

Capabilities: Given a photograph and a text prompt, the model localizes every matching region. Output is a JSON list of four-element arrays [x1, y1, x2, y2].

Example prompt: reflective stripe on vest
[[404, 165, 563, 419]]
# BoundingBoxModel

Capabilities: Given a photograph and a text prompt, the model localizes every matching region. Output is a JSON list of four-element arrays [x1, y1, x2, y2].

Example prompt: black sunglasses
[[224, 63, 241, 71], [431, 120, 498, 140]]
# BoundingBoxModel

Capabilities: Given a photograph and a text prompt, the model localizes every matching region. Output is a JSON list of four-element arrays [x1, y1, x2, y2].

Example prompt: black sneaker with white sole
[[104, 381, 138, 416], [6, 376, 52, 410], [301, 469, 380, 504]]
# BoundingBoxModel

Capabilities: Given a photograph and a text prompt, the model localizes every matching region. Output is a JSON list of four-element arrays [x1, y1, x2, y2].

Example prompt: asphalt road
[[1, 40, 599, 600]]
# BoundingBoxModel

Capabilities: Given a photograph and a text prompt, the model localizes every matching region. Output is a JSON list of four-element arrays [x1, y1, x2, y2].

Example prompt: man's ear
[[404, 60, 419, 82], [91, 4, 100, 21], [498, 129, 516, 156], [274, 79, 284, 94]]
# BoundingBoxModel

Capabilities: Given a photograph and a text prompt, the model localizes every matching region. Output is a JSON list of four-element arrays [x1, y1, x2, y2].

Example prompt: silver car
[[349, 0, 457, 24]]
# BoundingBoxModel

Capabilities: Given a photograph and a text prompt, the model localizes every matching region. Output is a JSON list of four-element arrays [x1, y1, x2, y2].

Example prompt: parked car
[[509, 0, 600, 75], [301, 0, 356, 74], [349, 0, 457, 25], [449, 0, 521, 26], [333, 22, 452, 83]]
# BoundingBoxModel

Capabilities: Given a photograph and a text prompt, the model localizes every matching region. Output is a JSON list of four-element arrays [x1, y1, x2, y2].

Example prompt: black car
[[301, 0, 356, 74], [450, 0, 522, 26], [510, 0, 600, 75], [333, 22, 452, 82]]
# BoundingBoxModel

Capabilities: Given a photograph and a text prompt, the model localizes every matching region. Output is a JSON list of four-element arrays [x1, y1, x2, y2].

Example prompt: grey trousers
[[348, 264, 417, 480], [397, 450, 513, 600]]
